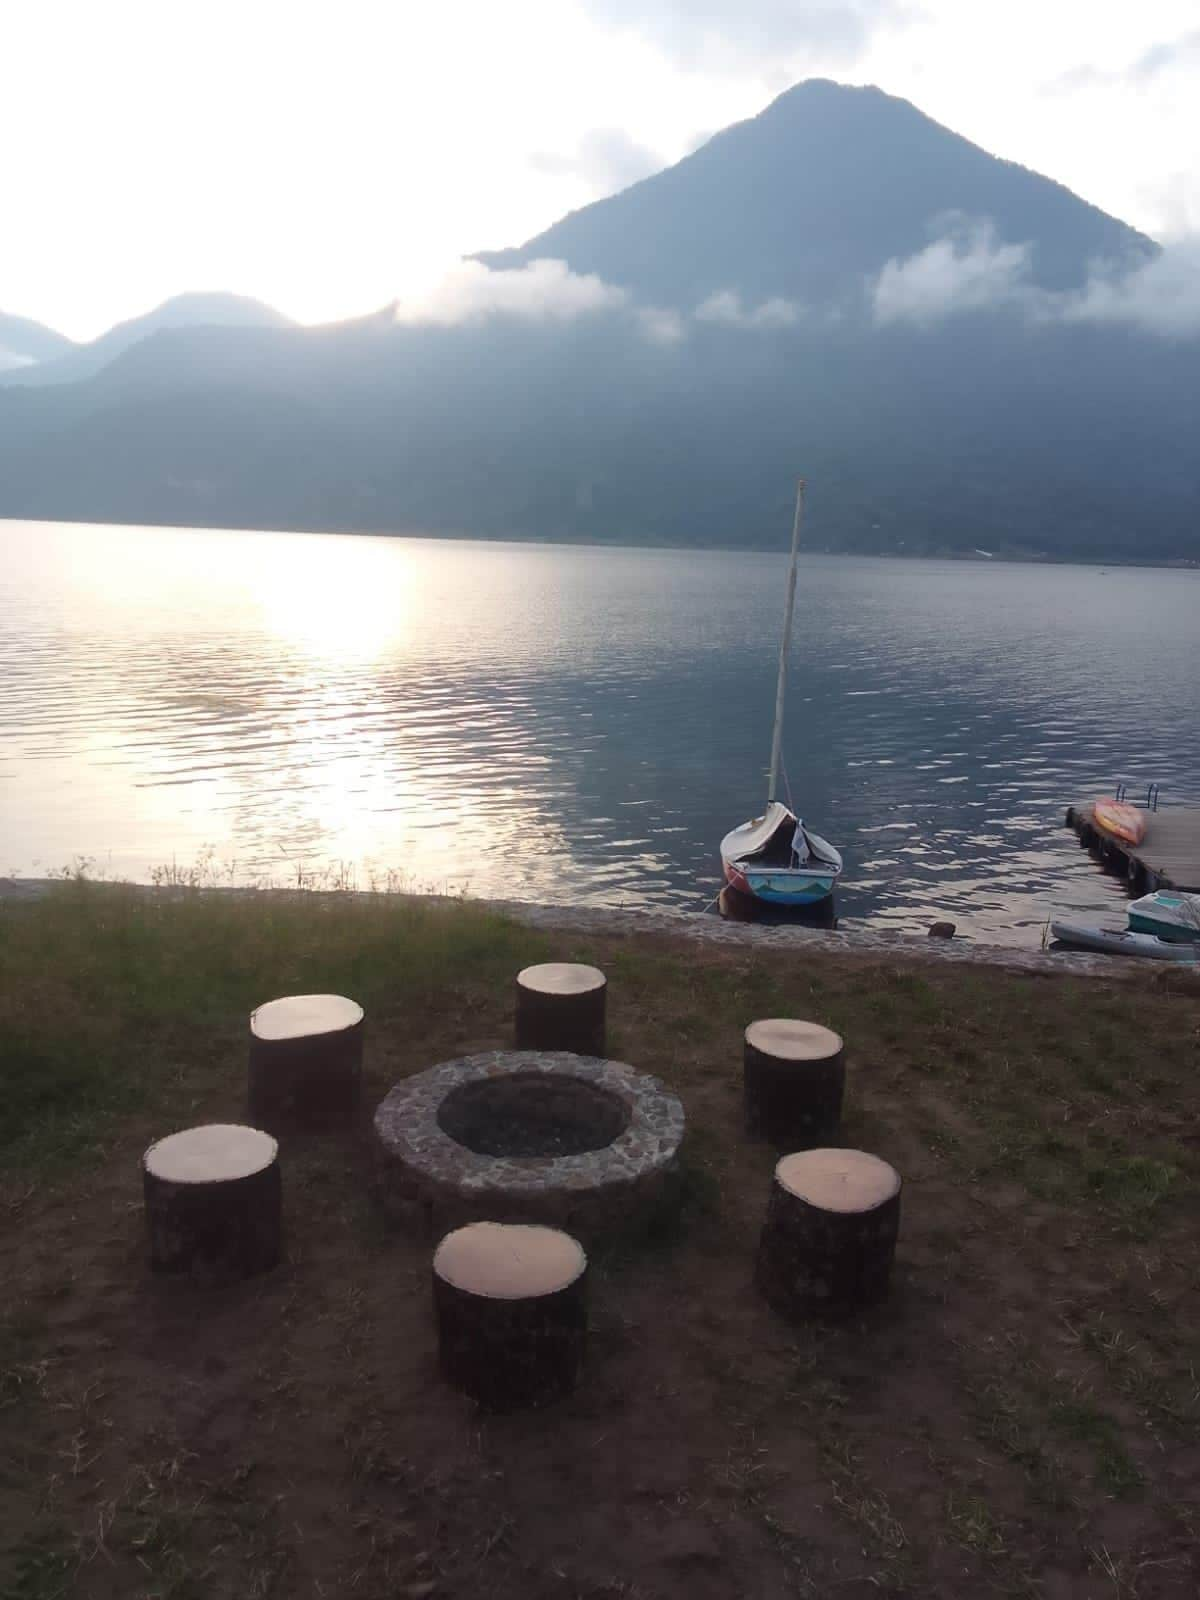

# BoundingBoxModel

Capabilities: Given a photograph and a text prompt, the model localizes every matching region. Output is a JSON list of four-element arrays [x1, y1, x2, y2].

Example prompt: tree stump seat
[[757, 1148, 900, 1320], [433, 1221, 588, 1410], [515, 963, 606, 1055], [248, 993, 364, 1130], [143, 1124, 282, 1281], [743, 1018, 844, 1145]]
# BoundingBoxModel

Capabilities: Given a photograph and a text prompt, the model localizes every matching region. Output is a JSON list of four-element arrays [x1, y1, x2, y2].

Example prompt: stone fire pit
[[373, 1051, 685, 1243]]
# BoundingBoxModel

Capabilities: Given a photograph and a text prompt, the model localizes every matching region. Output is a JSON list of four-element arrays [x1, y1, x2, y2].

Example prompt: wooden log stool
[[514, 963, 606, 1055], [248, 993, 364, 1130], [756, 1148, 901, 1320], [743, 1019, 844, 1145], [433, 1222, 588, 1410], [143, 1124, 282, 1280]]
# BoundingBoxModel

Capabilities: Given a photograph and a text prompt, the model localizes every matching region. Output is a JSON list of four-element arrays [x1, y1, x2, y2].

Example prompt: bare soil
[[2, 889, 1199, 1599]]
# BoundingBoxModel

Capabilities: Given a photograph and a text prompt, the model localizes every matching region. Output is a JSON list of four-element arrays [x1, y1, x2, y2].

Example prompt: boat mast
[[766, 477, 805, 807]]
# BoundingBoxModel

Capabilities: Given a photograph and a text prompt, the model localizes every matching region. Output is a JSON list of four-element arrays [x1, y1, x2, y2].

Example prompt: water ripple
[[1, 521, 1197, 942]]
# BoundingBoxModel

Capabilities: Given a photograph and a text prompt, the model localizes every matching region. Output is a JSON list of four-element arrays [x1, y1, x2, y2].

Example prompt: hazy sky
[[4, 0, 1197, 339]]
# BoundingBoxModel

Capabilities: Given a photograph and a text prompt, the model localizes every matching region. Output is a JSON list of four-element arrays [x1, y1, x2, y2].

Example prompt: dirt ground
[[2, 896, 1199, 1599]]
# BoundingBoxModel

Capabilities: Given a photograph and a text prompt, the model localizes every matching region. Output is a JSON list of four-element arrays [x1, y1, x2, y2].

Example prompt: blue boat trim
[[742, 871, 838, 905]]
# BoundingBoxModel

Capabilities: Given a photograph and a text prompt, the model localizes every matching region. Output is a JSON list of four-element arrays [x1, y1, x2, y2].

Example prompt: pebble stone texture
[[373, 1051, 686, 1244], [496, 899, 1134, 978]]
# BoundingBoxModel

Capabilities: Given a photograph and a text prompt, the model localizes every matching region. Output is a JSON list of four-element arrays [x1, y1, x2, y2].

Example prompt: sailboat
[[720, 479, 843, 906]]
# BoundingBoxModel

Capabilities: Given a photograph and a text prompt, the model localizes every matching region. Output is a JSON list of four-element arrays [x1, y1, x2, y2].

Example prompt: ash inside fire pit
[[437, 1072, 629, 1157]]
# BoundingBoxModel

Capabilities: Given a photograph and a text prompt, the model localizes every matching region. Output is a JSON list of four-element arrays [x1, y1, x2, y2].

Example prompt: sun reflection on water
[[2, 519, 1198, 943], [249, 533, 418, 664]]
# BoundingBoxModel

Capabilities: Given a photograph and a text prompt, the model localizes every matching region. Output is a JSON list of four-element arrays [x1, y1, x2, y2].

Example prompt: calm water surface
[[2, 521, 1197, 945]]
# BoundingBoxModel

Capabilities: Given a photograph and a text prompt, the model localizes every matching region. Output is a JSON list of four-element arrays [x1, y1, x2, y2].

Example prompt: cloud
[[871, 220, 1037, 326], [578, 0, 907, 70], [1046, 29, 1200, 92], [696, 290, 800, 328], [1063, 238, 1200, 337], [393, 261, 818, 346], [0, 347, 36, 372], [636, 306, 687, 344], [394, 259, 629, 327], [393, 259, 690, 347], [1044, 65, 1107, 93], [871, 219, 1200, 338], [1128, 28, 1200, 80], [1137, 173, 1200, 239], [531, 128, 663, 194]]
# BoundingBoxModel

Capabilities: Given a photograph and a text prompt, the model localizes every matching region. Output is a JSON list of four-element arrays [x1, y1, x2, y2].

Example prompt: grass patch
[[1074, 1315, 1200, 1433], [0, 881, 545, 1171], [970, 1379, 1069, 1505], [1047, 1399, 1144, 1497], [1085, 1156, 1177, 1223], [1, 1526, 76, 1600], [945, 1493, 1007, 1557]]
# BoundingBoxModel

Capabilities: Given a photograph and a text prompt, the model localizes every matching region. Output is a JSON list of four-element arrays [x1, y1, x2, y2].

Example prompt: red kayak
[[1092, 798, 1146, 847]]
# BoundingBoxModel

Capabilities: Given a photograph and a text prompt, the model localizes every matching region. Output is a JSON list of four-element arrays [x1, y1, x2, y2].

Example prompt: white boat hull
[[1051, 921, 1199, 962], [721, 805, 843, 906]]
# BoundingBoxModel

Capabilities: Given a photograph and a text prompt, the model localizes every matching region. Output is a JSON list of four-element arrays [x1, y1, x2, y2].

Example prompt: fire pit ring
[[372, 1051, 685, 1243]]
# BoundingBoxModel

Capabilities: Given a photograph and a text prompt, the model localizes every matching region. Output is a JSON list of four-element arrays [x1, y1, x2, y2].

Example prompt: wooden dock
[[1066, 803, 1200, 893]]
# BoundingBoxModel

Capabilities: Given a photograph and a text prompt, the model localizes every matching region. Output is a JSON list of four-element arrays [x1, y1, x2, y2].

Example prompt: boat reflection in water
[[718, 884, 838, 930]]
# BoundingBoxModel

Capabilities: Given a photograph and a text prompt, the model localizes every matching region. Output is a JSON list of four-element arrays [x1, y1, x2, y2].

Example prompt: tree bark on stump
[[515, 964, 606, 1055], [248, 994, 364, 1131], [743, 1019, 844, 1145], [433, 1222, 587, 1410], [756, 1149, 900, 1320], [143, 1124, 282, 1282]]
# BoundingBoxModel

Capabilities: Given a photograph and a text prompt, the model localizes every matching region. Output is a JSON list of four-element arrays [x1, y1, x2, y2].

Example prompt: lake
[[2, 520, 1196, 945]]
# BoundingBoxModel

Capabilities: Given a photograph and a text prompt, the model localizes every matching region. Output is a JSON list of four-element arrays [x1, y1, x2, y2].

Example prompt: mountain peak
[[761, 76, 878, 105], [0, 310, 75, 370], [474, 80, 1154, 308], [0, 291, 292, 388], [131, 291, 294, 331]]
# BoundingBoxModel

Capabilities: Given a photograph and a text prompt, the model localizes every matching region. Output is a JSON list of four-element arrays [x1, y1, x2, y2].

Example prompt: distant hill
[[0, 292, 292, 388], [1, 306, 1195, 562], [0, 83, 1195, 563], [473, 80, 1156, 308], [0, 311, 74, 371]]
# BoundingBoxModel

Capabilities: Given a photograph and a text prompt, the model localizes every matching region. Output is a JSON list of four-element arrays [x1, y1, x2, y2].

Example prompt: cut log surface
[[743, 1018, 844, 1145], [251, 993, 362, 1040], [757, 1148, 900, 1319], [518, 964, 606, 999], [433, 1222, 588, 1410], [248, 993, 364, 1130], [145, 1124, 277, 1185], [515, 963, 606, 1055], [143, 1124, 281, 1280], [776, 1148, 900, 1211]]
